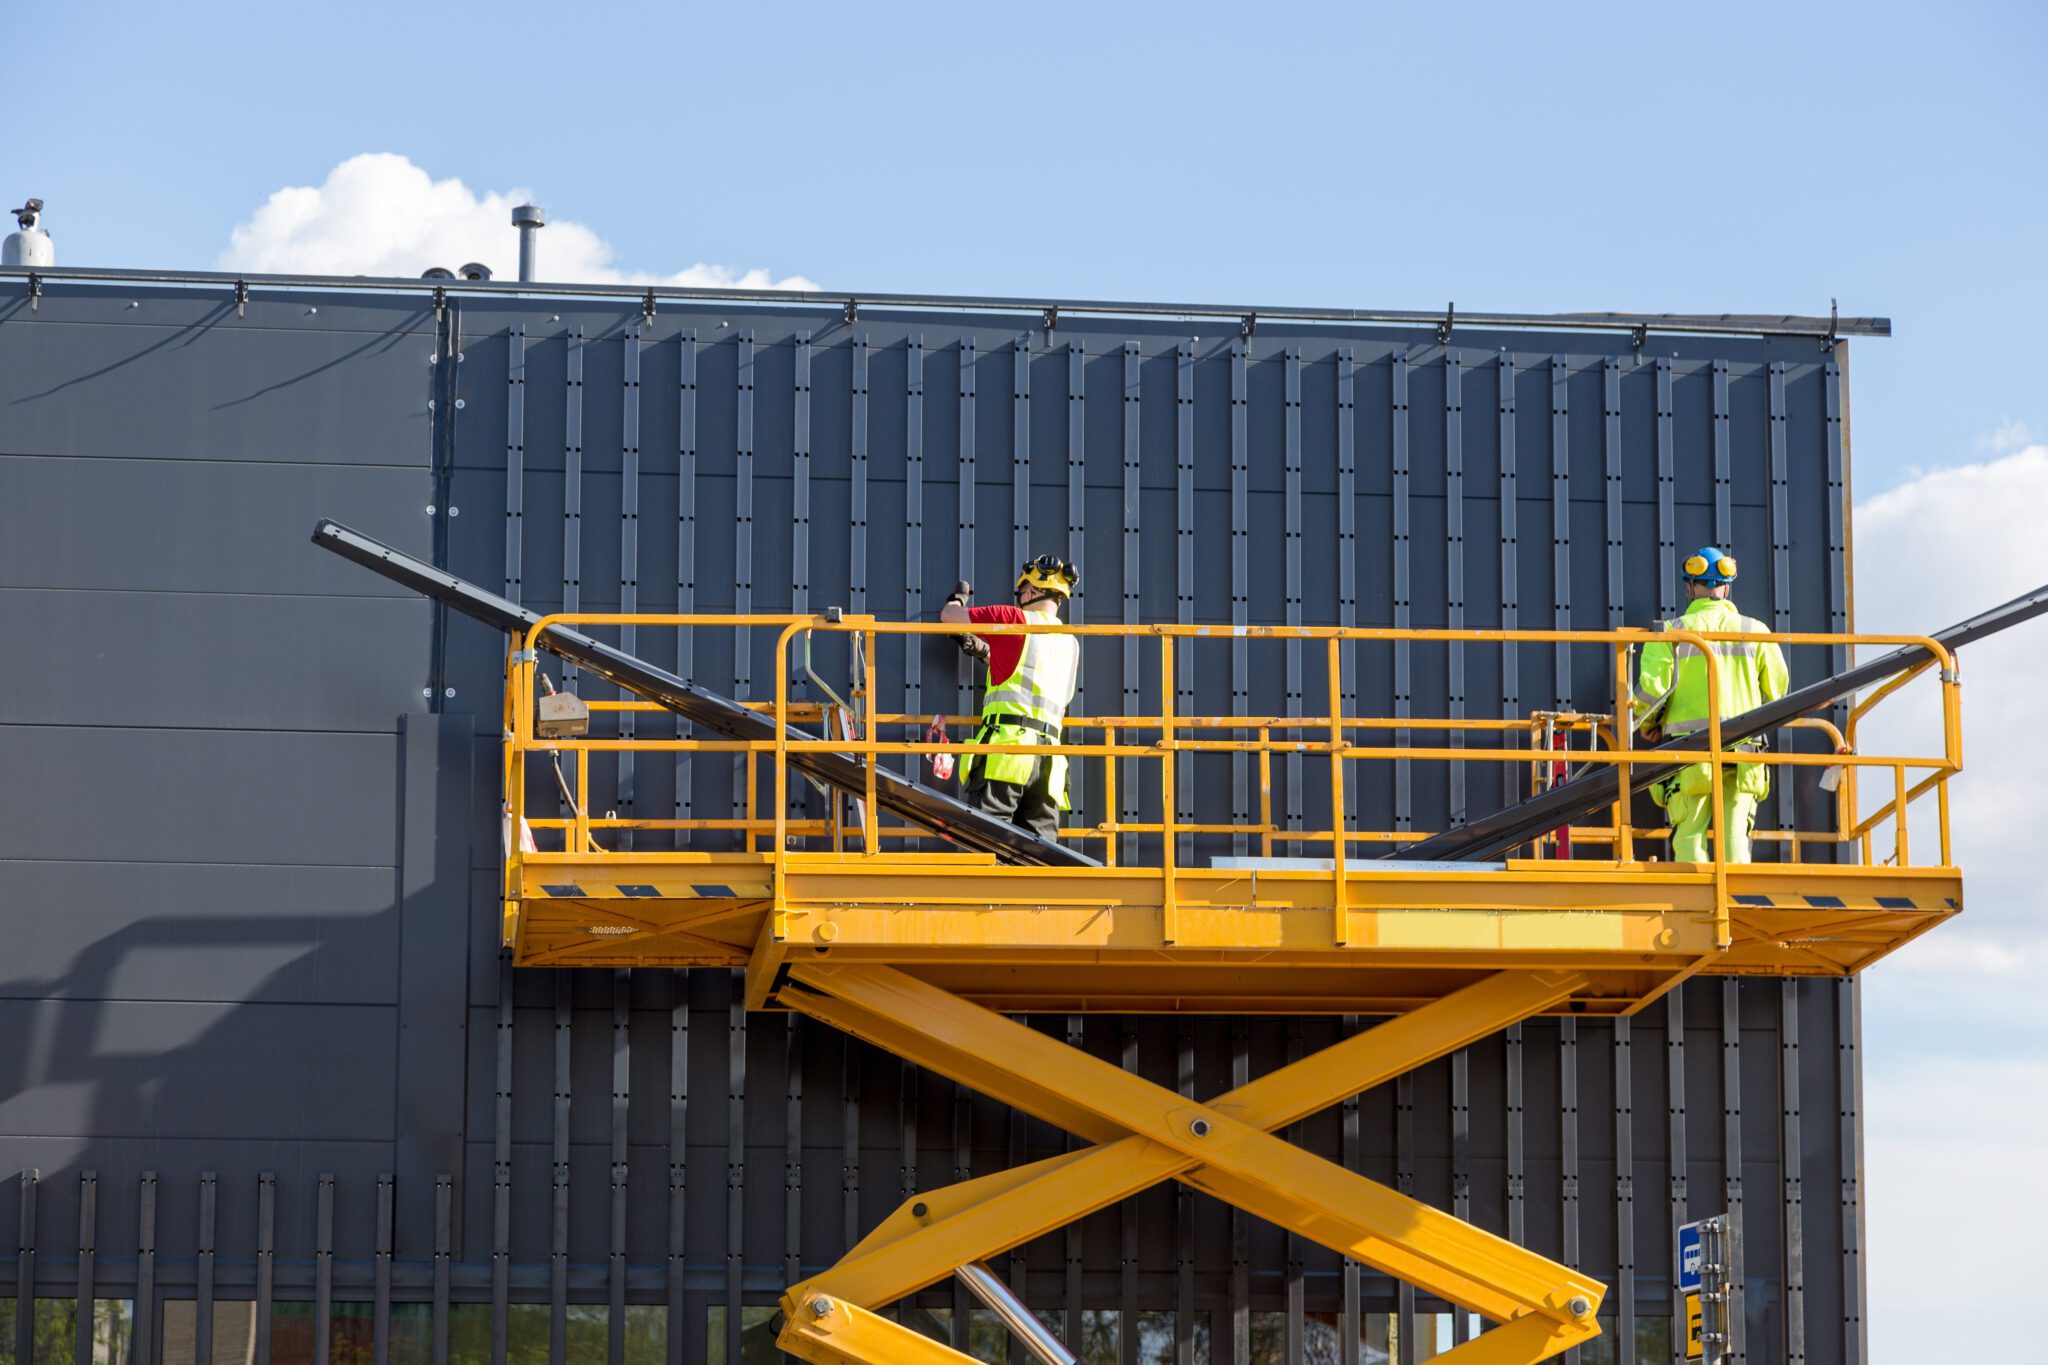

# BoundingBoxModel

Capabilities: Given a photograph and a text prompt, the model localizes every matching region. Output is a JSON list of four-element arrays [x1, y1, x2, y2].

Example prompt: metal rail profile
[[6, 264, 1889, 340]]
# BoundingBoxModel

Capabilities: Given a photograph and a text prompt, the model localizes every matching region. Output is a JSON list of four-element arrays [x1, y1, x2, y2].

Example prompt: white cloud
[[219, 153, 818, 290], [1866, 1053, 2048, 1356], [1975, 417, 2034, 454], [1851, 445, 2048, 1361]]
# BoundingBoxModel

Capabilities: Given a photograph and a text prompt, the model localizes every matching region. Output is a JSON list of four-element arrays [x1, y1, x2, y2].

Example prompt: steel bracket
[[1240, 313, 1257, 338], [511, 649, 538, 664], [27, 271, 41, 312], [1822, 296, 1839, 352], [1438, 301, 1456, 344], [1042, 305, 1058, 333], [844, 297, 859, 325], [642, 289, 657, 325], [235, 279, 249, 319], [1631, 322, 1649, 350], [432, 284, 448, 320]]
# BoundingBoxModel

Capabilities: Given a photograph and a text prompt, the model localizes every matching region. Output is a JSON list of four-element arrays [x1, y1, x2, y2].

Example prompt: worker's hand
[[946, 579, 973, 606], [956, 634, 990, 661], [1638, 724, 1661, 744]]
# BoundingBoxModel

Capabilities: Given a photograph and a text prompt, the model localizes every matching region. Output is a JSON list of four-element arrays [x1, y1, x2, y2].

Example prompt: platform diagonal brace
[[780, 1293, 982, 1365], [781, 964, 1605, 1333], [783, 969, 1586, 1312]]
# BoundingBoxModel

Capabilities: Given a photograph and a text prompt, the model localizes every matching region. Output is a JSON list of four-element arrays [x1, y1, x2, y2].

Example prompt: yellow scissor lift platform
[[499, 615, 1963, 1364]]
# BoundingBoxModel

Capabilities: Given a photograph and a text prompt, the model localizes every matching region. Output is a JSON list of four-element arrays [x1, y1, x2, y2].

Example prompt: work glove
[[942, 579, 986, 659]]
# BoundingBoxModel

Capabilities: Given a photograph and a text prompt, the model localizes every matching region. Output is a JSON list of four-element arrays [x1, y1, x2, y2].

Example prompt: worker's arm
[[940, 581, 988, 659], [1634, 638, 1675, 739], [1758, 636, 1790, 704], [939, 579, 972, 626]]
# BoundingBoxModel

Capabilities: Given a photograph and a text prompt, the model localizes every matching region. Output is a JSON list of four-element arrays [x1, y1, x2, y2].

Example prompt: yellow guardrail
[[501, 614, 1961, 888]]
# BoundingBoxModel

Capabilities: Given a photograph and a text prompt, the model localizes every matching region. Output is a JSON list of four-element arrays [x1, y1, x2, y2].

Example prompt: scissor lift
[[497, 613, 1963, 1365]]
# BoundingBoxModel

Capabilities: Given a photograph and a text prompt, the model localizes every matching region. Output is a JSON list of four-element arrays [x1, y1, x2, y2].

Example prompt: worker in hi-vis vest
[[1634, 547, 1790, 863], [938, 554, 1081, 841]]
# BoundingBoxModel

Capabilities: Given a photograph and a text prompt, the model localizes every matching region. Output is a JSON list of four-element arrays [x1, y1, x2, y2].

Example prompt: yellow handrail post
[[1894, 762, 1910, 866], [1938, 777, 1953, 865], [1612, 641, 1635, 865], [1159, 630, 1178, 946], [1101, 721, 1118, 868], [862, 627, 880, 856], [575, 748, 591, 854], [1259, 729, 1275, 857], [774, 625, 793, 935], [745, 750, 759, 853], [1327, 637, 1350, 947], [1691, 633, 1732, 950]]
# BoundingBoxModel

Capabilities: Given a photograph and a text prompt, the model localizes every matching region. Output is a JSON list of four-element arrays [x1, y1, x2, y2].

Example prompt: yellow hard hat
[[1015, 553, 1079, 599]]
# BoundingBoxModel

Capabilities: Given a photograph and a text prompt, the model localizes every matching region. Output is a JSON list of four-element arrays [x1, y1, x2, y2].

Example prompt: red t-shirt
[[965, 605, 1030, 685]]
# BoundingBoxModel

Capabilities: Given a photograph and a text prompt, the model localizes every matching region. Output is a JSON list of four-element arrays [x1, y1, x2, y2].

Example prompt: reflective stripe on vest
[[1657, 613, 1771, 737], [981, 629, 1080, 730]]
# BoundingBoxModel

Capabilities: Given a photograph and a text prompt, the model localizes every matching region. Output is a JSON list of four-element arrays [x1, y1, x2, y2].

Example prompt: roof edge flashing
[[0, 264, 1890, 341]]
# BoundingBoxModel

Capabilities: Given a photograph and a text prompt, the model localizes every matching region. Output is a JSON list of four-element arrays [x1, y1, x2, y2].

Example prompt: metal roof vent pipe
[[512, 204, 545, 282], [4, 199, 53, 267]]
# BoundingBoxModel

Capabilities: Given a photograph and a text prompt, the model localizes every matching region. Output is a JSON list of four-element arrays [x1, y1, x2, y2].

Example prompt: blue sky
[[17, 0, 2048, 497], [14, 1, 2048, 1357]]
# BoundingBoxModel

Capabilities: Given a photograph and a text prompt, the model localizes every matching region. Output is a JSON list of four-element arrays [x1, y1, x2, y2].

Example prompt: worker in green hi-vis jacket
[[1634, 547, 1791, 863], [938, 555, 1082, 842]]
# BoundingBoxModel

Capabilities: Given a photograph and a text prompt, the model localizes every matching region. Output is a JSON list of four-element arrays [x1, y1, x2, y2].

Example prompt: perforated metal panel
[[0, 278, 1865, 1365]]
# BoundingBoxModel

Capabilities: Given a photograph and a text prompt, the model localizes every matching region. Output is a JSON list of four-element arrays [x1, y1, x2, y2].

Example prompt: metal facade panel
[[0, 456, 430, 596], [0, 861, 400, 1005], [0, 588, 428, 730], [0, 287, 1865, 1364], [0, 727, 398, 865]]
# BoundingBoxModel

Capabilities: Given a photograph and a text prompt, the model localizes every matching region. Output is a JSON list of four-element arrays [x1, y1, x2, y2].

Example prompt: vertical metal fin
[[1176, 340, 1196, 864], [1230, 340, 1250, 855], [1445, 349, 1467, 826], [851, 332, 870, 616], [1391, 353, 1413, 830], [1781, 982, 1807, 1364], [1121, 342, 1142, 864], [198, 1171, 217, 1365], [374, 1172, 393, 1365], [315, 1174, 333, 1365], [1013, 333, 1032, 571], [619, 328, 643, 846], [905, 335, 927, 772], [1615, 1019, 1636, 1357], [1499, 353, 1521, 809], [74, 1171, 97, 1365], [676, 329, 699, 835], [506, 323, 527, 602], [1284, 346, 1305, 833], [611, 970, 632, 1365], [551, 981, 571, 1365], [1550, 358, 1572, 706], [257, 1173, 275, 1365]]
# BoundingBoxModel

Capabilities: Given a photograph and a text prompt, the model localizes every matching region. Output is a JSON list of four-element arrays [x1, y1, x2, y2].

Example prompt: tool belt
[[975, 713, 1060, 741]]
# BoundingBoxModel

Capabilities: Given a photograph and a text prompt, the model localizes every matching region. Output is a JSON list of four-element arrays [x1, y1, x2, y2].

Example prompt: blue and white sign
[[1677, 1220, 1704, 1293]]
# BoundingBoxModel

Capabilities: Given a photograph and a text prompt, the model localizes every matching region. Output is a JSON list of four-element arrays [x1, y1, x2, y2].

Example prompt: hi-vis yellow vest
[[973, 628, 1080, 807], [1635, 598, 1790, 800]]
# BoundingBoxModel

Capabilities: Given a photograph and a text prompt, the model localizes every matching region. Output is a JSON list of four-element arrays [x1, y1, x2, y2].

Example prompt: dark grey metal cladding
[[0, 281, 1864, 1364]]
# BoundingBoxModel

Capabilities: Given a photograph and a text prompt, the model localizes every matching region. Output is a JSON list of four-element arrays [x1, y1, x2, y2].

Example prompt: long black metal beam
[[1386, 581, 2048, 863], [312, 520, 1097, 868], [5, 266, 1890, 339]]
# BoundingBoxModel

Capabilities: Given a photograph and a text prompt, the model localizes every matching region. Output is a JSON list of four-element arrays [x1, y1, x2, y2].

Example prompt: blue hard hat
[[1682, 546, 1738, 585]]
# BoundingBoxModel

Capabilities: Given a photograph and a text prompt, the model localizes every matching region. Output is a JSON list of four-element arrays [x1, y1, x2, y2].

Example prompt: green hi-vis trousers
[[1666, 786, 1759, 864]]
